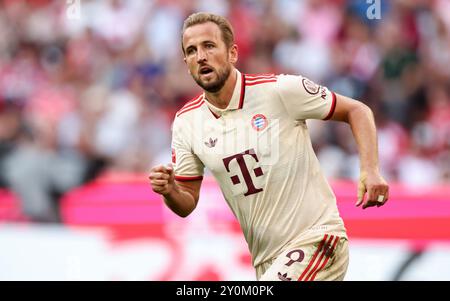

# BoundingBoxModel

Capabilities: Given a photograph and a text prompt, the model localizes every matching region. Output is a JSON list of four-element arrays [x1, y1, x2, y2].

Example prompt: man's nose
[[196, 48, 207, 63]]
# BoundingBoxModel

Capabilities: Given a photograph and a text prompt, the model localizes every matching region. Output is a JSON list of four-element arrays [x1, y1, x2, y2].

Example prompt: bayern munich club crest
[[251, 114, 268, 131]]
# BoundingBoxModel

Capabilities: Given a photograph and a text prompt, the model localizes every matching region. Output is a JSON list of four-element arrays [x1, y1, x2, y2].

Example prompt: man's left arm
[[330, 93, 389, 209]]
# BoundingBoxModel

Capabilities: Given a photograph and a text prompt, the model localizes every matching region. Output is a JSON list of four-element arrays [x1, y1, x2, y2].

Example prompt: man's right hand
[[149, 164, 202, 217], [149, 164, 175, 196]]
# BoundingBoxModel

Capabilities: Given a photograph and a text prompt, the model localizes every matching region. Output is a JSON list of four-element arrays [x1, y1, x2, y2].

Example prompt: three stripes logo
[[297, 234, 339, 281], [251, 114, 268, 132]]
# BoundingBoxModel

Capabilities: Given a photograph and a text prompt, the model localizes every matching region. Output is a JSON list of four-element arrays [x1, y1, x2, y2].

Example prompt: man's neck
[[204, 68, 237, 109]]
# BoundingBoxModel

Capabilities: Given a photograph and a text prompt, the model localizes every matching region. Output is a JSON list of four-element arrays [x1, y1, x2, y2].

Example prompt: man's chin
[[202, 82, 223, 93], [194, 68, 230, 93], [199, 74, 216, 85], [196, 78, 222, 93]]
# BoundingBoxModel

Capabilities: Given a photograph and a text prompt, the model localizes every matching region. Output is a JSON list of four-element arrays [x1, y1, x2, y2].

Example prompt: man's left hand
[[356, 171, 389, 209]]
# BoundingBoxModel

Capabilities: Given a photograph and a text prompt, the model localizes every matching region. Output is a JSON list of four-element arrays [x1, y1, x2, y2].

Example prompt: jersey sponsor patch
[[251, 114, 268, 131], [302, 78, 320, 95]]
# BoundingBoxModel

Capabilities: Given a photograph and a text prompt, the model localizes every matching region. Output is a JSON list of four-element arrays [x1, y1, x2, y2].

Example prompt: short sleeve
[[171, 117, 204, 182], [276, 74, 336, 121]]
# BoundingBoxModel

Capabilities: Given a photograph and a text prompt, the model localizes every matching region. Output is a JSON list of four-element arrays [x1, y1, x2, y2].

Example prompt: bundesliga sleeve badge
[[302, 78, 320, 95]]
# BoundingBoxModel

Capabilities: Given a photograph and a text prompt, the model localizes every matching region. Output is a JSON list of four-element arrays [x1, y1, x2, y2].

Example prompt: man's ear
[[229, 44, 238, 65], [183, 57, 191, 74]]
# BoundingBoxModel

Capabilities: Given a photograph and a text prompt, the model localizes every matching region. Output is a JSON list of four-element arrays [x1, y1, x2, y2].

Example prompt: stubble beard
[[194, 64, 231, 93]]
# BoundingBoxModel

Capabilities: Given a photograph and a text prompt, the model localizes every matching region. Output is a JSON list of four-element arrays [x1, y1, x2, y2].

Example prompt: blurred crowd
[[0, 0, 449, 222]]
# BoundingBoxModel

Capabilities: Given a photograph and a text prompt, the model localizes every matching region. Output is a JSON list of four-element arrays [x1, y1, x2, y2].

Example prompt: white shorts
[[256, 234, 349, 281]]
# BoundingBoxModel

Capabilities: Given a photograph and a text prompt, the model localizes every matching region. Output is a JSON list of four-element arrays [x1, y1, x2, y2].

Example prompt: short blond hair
[[181, 12, 235, 53]]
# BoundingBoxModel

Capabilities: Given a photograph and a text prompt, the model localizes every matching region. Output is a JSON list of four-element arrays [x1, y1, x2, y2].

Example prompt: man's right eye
[[186, 48, 196, 55]]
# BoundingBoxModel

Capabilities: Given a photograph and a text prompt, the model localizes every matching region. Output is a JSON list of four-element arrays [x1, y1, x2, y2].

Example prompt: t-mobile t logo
[[222, 149, 264, 196]]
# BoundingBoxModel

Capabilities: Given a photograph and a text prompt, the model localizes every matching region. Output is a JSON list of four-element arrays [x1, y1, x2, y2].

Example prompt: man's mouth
[[199, 66, 214, 75]]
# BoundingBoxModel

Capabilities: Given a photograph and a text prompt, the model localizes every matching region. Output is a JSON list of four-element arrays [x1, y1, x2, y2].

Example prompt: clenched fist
[[356, 171, 389, 209], [149, 164, 175, 196]]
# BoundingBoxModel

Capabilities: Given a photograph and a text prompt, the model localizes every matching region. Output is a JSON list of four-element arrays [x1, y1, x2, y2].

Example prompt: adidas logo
[[277, 272, 292, 281], [204, 138, 218, 148]]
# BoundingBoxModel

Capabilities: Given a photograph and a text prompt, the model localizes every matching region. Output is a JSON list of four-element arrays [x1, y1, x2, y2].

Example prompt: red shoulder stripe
[[246, 76, 276, 82], [176, 100, 205, 117], [178, 94, 203, 111], [176, 95, 203, 116], [245, 73, 276, 78], [245, 79, 277, 86]]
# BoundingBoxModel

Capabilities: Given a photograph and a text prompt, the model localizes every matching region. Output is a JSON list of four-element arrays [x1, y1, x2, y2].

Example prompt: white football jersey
[[171, 69, 347, 267]]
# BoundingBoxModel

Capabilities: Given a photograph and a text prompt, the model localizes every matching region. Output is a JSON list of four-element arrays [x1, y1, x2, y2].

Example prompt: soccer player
[[149, 12, 389, 281]]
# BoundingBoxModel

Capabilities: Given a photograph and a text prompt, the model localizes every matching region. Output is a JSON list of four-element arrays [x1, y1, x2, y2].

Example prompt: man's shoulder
[[244, 73, 279, 88], [175, 94, 205, 118], [243, 73, 306, 93]]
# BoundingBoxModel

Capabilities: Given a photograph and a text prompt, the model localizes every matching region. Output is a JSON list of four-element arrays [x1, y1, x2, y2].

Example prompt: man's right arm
[[149, 164, 202, 217]]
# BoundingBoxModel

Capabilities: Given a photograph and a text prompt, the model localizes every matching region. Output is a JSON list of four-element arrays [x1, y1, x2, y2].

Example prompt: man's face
[[182, 22, 237, 93]]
